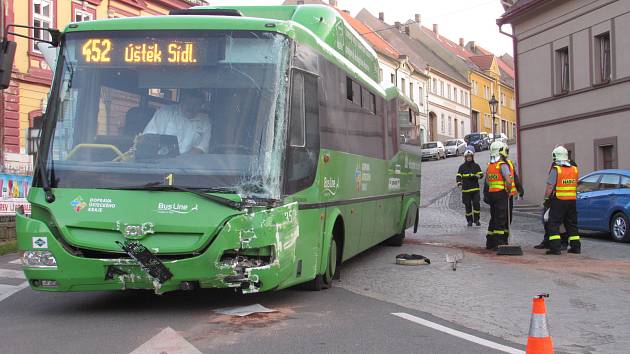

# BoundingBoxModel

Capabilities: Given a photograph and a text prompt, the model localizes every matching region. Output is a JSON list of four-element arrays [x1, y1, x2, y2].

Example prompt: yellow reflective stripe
[[549, 235, 561, 240], [465, 212, 473, 216], [556, 192, 576, 197], [463, 188, 480, 192], [488, 182, 505, 187], [556, 186, 576, 191], [473, 210, 480, 214], [568, 235, 580, 241], [456, 174, 462, 177], [494, 230, 505, 235]]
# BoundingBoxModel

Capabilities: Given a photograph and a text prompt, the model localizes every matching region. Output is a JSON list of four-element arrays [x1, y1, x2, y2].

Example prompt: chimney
[[459, 38, 464, 47], [470, 41, 476, 53], [415, 14, 421, 24], [395, 21, 402, 32], [379, 12, 385, 21], [329, 0, 338, 7], [405, 26, 410, 35], [432, 24, 439, 35]]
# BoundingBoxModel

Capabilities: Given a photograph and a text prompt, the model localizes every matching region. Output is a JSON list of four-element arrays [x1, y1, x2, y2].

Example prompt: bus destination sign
[[79, 38, 203, 65]]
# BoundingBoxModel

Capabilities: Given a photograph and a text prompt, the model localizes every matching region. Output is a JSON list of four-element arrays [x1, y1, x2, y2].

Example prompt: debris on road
[[445, 252, 464, 271], [395, 254, 431, 265], [214, 304, 277, 317]]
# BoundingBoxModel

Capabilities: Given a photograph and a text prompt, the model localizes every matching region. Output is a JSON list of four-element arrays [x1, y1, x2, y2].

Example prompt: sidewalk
[[338, 190, 630, 354]]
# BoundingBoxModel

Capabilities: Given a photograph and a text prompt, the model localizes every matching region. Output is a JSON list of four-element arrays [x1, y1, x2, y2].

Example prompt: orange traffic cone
[[526, 294, 554, 354]]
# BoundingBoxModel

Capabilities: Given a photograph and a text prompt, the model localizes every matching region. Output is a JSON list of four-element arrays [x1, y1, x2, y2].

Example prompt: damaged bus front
[[17, 25, 304, 294]]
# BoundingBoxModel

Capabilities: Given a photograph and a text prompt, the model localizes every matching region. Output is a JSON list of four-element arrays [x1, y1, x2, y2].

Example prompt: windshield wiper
[[37, 154, 55, 203], [114, 182, 243, 210]]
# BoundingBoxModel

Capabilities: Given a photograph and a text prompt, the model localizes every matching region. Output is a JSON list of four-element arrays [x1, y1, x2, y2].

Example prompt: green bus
[[14, 4, 422, 294]]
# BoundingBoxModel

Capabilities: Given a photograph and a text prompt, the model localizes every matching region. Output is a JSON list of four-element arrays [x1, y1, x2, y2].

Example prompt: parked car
[[464, 133, 489, 152], [488, 133, 508, 144], [421, 141, 446, 160], [444, 139, 467, 157], [576, 169, 630, 242]]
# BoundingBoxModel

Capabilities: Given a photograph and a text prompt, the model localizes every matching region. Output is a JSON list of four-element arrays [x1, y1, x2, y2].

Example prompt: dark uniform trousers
[[486, 190, 509, 249], [462, 191, 481, 223], [547, 199, 581, 253]]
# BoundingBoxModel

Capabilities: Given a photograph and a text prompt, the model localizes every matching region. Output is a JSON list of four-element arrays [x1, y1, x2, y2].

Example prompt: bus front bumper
[[16, 203, 301, 294]]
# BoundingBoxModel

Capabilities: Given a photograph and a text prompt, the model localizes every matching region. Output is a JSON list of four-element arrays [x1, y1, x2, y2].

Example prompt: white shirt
[[143, 105, 211, 154]]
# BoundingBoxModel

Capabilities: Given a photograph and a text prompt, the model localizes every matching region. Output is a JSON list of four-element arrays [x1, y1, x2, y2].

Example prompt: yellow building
[[469, 55, 517, 139], [0, 0, 205, 171]]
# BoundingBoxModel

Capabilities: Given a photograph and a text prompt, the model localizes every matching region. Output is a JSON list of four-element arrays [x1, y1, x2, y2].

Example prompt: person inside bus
[[142, 89, 211, 154]]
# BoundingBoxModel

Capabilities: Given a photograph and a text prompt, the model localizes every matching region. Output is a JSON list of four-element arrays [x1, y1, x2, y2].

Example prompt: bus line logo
[[156, 202, 199, 214], [71, 196, 88, 212]]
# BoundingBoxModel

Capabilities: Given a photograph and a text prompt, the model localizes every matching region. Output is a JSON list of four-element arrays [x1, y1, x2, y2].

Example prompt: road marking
[[392, 312, 525, 354], [0, 269, 25, 279], [130, 327, 201, 354], [0, 282, 29, 303], [8, 259, 21, 265]]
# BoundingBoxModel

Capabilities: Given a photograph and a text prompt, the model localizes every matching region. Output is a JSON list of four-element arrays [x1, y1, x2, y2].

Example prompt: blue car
[[577, 169, 630, 242]]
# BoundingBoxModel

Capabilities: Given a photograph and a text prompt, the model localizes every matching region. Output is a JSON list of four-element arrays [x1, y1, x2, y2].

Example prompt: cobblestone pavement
[[338, 149, 630, 354]]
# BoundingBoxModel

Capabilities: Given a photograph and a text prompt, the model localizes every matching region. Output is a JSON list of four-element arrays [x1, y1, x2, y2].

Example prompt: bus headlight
[[22, 251, 57, 268]]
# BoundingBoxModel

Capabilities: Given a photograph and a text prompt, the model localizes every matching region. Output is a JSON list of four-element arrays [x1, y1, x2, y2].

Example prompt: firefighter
[[498, 142, 524, 233], [483, 141, 513, 250], [544, 146, 581, 255], [456, 148, 483, 226]]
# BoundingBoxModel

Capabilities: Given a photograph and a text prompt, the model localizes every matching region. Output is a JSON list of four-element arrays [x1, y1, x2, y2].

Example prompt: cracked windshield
[[46, 30, 289, 197]]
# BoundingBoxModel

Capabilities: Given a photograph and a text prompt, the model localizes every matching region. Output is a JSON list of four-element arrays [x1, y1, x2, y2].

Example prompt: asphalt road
[[0, 249, 522, 354]]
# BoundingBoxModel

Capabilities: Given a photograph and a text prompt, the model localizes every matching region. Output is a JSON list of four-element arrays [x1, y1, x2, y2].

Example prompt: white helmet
[[464, 149, 474, 157], [552, 146, 569, 162], [490, 141, 503, 159], [499, 142, 509, 158]]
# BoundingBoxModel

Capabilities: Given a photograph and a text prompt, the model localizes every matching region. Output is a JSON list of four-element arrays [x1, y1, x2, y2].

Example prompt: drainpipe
[[498, 24, 522, 184]]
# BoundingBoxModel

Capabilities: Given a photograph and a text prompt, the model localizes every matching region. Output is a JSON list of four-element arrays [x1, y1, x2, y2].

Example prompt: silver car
[[421, 141, 446, 160], [444, 139, 467, 157]]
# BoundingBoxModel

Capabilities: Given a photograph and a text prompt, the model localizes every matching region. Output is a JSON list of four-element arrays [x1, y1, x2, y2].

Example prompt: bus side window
[[285, 70, 320, 195]]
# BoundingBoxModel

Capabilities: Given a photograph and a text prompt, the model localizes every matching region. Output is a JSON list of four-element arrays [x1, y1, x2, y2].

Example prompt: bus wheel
[[385, 231, 405, 247], [306, 238, 338, 291]]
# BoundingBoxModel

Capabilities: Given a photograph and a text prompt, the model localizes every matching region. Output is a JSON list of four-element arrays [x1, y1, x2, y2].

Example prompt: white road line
[[130, 327, 201, 354], [0, 268, 25, 279], [0, 282, 29, 303], [8, 259, 22, 265], [392, 312, 525, 354]]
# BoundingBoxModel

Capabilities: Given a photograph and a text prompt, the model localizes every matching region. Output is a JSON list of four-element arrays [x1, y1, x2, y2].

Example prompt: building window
[[73, 6, 94, 22], [448, 116, 452, 135], [556, 47, 570, 93], [432, 78, 437, 93], [409, 82, 414, 101], [484, 85, 489, 99], [595, 32, 611, 83], [594, 137, 618, 170], [28, 114, 44, 156], [391, 73, 395, 84], [459, 89, 463, 104], [441, 114, 445, 133], [418, 86, 424, 106], [401, 78, 406, 95], [447, 84, 451, 99], [465, 92, 469, 107], [32, 0, 54, 52], [440, 81, 444, 96], [500, 93, 506, 106], [461, 121, 464, 136], [379, 68, 383, 83]]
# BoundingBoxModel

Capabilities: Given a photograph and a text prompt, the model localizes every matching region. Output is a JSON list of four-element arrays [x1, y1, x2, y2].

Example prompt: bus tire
[[386, 205, 415, 246], [306, 237, 338, 291], [385, 232, 405, 247]]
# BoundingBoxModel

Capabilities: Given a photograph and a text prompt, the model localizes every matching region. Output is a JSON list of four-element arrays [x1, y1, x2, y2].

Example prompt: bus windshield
[[40, 30, 290, 198]]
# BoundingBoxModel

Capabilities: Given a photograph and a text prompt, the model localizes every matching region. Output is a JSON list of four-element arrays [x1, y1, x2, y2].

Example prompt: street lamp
[[488, 94, 498, 141]]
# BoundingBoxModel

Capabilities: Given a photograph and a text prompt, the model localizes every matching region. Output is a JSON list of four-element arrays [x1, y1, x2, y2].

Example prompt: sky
[[205, 0, 514, 56]]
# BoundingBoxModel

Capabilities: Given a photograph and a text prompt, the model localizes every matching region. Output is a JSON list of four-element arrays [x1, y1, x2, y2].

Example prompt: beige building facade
[[499, 0, 630, 204]]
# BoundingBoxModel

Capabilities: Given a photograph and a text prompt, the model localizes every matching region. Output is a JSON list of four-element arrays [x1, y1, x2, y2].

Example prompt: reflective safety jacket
[[554, 165, 579, 200], [506, 160, 524, 197], [486, 161, 507, 192], [456, 161, 483, 193]]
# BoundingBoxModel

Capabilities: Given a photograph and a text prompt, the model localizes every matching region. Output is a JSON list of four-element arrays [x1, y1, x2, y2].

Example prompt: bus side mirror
[[0, 40, 16, 90]]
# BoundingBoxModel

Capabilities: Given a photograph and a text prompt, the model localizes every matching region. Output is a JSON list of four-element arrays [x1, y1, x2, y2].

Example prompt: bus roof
[[63, 5, 403, 101]]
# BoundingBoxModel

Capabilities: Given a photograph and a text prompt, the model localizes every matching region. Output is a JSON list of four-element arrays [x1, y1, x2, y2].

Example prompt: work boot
[[467, 221, 473, 227], [534, 242, 549, 249], [545, 249, 561, 255], [475, 221, 481, 226], [561, 243, 568, 250], [485, 235, 496, 250], [568, 248, 581, 254]]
